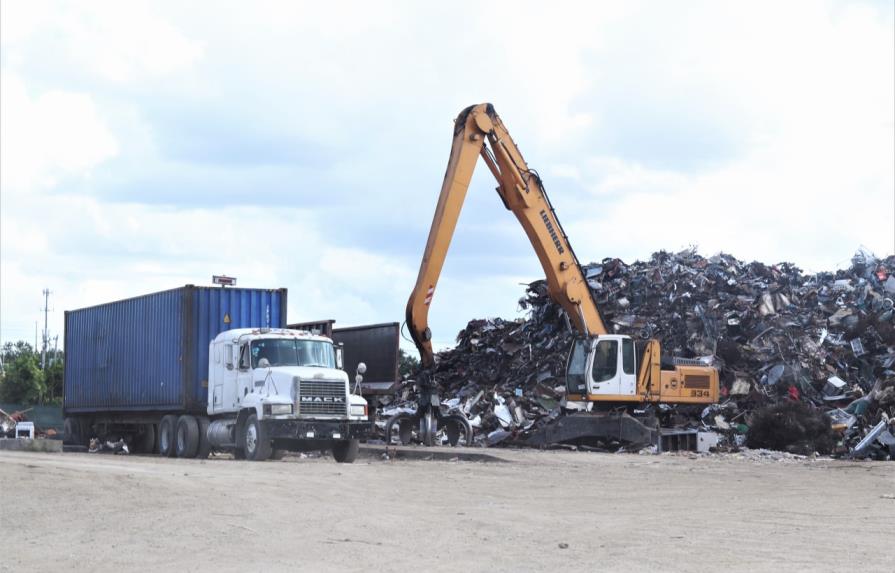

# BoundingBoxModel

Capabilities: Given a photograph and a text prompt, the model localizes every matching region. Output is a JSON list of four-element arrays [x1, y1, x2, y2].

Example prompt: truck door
[[231, 342, 253, 409], [212, 342, 237, 413]]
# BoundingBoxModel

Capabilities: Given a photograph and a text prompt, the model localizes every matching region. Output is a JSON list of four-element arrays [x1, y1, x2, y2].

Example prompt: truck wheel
[[135, 424, 156, 454], [243, 415, 271, 461], [158, 415, 178, 457], [196, 417, 211, 459], [332, 439, 359, 463], [175, 415, 199, 458], [78, 418, 94, 445], [63, 417, 82, 445]]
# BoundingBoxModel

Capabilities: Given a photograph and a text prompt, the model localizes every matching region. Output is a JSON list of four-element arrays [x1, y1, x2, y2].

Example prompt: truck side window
[[238, 344, 250, 370], [622, 338, 635, 375]]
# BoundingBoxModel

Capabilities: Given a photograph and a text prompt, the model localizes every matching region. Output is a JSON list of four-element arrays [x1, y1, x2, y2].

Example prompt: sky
[[1, 0, 893, 353]]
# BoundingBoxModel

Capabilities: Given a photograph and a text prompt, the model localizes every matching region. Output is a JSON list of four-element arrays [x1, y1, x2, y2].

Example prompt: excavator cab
[[566, 336, 638, 399]]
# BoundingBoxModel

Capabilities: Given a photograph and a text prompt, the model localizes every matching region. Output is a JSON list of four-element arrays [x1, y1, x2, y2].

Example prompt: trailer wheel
[[78, 418, 94, 444], [158, 415, 178, 457], [135, 424, 156, 454], [243, 414, 271, 461], [175, 415, 199, 458], [196, 417, 211, 459], [332, 439, 359, 463], [63, 417, 83, 446]]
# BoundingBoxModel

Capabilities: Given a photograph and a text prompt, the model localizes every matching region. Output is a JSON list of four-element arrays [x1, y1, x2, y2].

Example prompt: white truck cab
[[206, 328, 370, 462]]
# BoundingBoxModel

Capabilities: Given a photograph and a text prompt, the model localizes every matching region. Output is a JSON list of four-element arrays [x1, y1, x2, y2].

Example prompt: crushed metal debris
[[379, 248, 895, 459]]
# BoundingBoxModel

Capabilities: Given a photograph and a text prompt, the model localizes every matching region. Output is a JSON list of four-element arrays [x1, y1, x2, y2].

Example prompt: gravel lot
[[1, 448, 893, 572]]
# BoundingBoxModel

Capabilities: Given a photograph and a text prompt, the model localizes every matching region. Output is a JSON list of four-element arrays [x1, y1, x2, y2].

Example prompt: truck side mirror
[[335, 343, 344, 370], [353, 363, 367, 395]]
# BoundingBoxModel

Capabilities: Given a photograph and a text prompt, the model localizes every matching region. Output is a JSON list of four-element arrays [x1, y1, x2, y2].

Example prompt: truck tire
[[78, 418, 94, 444], [196, 417, 211, 459], [175, 415, 199, 458], [159, 415, 178, 457], [63, 417, 82, 445], [135, 424, 156, 454], [332, 439, 359, 463], [243, 414, 271, 461]]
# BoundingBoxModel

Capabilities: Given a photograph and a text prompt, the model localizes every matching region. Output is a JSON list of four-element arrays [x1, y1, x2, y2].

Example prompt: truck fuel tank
[[207, 419, 237, 448]]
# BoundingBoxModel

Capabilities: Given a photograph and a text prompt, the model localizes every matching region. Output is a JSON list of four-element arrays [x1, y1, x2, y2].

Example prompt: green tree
[[2, 341, 35, 364], [0, 351, 46, 404], [398, 348, 420, 379], [44, 356, 65, 404]]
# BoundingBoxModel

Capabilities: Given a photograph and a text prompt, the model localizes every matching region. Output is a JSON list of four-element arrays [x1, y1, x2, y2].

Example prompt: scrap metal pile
[[383, 248, 895, 457]]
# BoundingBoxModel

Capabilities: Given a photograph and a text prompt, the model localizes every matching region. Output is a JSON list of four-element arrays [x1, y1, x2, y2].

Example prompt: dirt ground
[[1, 448, 893, 572]]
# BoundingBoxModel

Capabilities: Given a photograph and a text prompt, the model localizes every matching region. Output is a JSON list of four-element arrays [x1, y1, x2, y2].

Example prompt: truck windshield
[[251, 339, 336, 368]]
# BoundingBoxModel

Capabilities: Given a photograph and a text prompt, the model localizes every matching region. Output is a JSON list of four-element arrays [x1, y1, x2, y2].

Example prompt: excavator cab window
[[591, 339, 619, 383], [622, 338, 635, 375], [565, 339, 588, 394]]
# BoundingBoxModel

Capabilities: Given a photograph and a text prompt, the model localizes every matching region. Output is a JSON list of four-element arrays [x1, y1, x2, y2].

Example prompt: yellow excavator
[[398, 103, 719, 448]]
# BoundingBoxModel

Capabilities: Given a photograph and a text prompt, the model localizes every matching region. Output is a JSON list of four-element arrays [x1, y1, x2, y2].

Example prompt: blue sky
[[2, 0, 893, 352]]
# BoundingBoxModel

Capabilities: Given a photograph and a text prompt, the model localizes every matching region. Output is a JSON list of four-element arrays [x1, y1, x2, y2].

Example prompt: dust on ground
[[1, 448, 892, 572]]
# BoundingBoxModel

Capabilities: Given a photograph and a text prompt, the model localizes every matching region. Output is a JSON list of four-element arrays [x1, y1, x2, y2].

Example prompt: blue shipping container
[[64, 285, 287, 415]]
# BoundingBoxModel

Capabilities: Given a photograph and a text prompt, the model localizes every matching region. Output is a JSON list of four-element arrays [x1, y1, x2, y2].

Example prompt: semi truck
[[63, 285, 370, 462]]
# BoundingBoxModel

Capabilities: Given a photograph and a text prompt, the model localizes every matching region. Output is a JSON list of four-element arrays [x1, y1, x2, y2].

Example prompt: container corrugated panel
[[64, 286, 286, 415], [332, 323, 400, 395]]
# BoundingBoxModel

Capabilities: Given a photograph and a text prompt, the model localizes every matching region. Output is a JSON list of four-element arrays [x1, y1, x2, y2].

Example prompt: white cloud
[[0, 73, 119, 190], [0, 194, 418, 347], [0, 0, 892, 353], [1, 1, 204, 83]]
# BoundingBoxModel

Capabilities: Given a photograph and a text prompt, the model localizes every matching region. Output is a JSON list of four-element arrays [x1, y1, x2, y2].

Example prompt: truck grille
[[296, 379, 347, 416]]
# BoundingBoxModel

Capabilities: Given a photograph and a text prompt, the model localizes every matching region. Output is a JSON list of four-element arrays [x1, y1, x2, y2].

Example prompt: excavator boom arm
[[406, 104, 606, 366]]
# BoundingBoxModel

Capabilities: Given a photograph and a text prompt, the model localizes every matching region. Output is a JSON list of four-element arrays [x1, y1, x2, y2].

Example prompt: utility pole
[[41, 288, 51, 370], [53, 335, 59, 365]]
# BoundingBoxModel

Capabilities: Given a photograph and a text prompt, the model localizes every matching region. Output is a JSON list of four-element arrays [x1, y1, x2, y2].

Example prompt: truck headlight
[[268, 404, 293, 416], [350, 404, 367, 417]]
